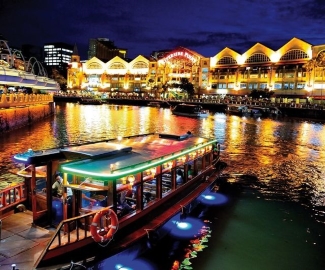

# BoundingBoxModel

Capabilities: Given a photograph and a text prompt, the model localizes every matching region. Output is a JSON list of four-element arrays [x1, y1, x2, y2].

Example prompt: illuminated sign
[[161, 50, 198, 64]]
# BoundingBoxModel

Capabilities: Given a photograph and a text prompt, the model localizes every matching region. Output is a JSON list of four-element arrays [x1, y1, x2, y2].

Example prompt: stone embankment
[[0, 93, 55, 133]]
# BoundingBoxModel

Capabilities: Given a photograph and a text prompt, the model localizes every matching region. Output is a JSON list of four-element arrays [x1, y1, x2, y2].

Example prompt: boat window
[[116, 188, 136, 218], [196, 157, 203, 174], [68, 176, 112, 213], [162, 171, 172, 196], [142, 168, 157, 207], [176, 166, 185, 187]]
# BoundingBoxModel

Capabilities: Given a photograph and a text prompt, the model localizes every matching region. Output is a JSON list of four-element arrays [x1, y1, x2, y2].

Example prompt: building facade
[[44, 42, 73, 73], [67, 37, 325, 99], [88, 38, 127, 62]]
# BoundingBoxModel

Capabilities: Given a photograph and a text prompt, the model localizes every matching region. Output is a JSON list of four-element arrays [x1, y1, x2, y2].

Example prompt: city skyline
[[0, 0, 324, 60]]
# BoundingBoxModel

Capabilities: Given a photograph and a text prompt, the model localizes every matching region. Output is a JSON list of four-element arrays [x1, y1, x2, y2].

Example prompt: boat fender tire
[[15, 204, 26, 213], [90, 208, 118, 243]]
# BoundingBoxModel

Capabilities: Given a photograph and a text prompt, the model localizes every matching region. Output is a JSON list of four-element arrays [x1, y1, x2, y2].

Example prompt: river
[[0, 103, 324, 270]]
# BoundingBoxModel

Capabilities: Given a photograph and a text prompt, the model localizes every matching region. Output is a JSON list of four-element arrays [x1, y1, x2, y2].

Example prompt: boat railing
[[35, 210, 99, 266], [0, 93, 53, 108]]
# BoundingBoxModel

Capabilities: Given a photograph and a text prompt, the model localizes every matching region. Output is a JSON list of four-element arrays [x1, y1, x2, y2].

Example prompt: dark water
[[0, 103, 325, 270]]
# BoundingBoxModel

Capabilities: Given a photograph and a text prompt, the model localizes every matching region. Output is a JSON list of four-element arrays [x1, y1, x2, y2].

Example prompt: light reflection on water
[[0, 103, 325, 268]]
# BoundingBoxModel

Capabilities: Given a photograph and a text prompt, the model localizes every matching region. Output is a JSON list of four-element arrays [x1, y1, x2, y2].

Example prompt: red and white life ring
[[90, 207, 119, 243]]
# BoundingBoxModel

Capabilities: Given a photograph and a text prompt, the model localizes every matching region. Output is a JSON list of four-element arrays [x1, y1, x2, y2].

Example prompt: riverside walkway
[[54, 94, 325, 119], [0, 93, 53, 109]]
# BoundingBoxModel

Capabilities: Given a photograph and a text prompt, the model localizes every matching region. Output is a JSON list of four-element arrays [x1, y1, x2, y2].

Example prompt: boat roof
[[12, 133, 216, 181], [59, 133, 216, 181]]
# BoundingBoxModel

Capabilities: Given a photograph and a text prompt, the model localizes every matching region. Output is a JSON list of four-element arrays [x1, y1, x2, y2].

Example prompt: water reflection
[[1, 103, 325, 268]]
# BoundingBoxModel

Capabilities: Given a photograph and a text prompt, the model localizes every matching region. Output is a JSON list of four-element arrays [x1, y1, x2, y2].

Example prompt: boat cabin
[[11, 133, 219, 227]]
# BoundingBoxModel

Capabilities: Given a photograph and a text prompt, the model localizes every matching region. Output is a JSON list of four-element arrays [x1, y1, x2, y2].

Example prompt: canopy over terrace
[[0, 67, 60, 91], [59, 133, 217, 182]]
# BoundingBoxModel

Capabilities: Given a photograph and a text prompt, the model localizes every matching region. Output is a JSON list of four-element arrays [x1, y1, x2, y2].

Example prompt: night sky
[[0, 0, 324, 60]]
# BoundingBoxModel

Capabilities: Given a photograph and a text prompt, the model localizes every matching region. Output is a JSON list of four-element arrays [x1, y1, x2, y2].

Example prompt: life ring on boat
[[90, 208, 119, 243]]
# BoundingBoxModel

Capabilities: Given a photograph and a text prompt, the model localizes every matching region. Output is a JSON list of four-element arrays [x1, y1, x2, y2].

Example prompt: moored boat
[[79, 97, 103, 105], [11, 132, 222, 269], [147, 101, 161, 107], [171, 103, 209, 117], [226, 104, 250, 116], [249, 106, 269, 117]]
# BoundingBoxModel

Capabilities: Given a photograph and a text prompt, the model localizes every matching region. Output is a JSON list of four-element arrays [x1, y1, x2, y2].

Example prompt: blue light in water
[[165, 217, 205, 239], [176, 221, 193, 230], [198, 192, 228, 206], [92, 252, 157, 270]]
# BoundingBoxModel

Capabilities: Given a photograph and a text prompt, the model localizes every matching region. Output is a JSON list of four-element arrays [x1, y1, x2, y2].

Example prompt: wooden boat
[[171, 103, 209, 117], [249, 106, 270, 117], [226, 105, 250, 116], [147, 101, 161, 107], [11, 132, 221, 269], [79, 98, 103, 105]]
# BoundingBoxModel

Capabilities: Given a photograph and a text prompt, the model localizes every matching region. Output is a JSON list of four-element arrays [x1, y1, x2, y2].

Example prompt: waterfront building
[[67, 37, 324, 99], [43, 42, 73, 74], [88, 38, 127, 62]]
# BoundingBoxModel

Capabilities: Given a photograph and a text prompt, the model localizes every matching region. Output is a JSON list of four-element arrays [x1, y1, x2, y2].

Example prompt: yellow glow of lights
[[121, 177, 127, 185], [150, 168, 156, 175], [270, 52, 280, 63], [127, 175, 135, 186]]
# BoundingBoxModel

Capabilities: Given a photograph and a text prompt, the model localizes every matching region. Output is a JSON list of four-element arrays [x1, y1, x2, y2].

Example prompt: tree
[[51, 68, 67, 91], [174, 78, 194, 97], [147, 78, 155, 96]]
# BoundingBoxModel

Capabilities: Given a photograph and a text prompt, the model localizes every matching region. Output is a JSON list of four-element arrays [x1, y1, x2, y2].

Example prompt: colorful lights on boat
[[127, 175, 135, 186], [60, 139, 217, 180]]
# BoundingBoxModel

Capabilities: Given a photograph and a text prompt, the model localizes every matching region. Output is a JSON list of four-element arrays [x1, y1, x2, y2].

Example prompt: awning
[[11, 165, 47, 178]]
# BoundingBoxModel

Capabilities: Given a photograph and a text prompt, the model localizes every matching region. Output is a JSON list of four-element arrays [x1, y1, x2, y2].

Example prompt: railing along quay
[[0, 93, 53, 108]]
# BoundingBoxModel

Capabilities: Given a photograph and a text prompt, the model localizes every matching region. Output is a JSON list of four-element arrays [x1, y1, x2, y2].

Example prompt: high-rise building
[[43, 42, 73, 68], [88, 38, 127, 61]]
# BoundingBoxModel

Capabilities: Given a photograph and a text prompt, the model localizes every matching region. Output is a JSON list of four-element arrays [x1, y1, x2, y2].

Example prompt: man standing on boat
[[52, 174, 63, 197]]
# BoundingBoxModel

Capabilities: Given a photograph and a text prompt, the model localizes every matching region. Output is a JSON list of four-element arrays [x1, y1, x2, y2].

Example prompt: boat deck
[[0, 211, 55, 269], [0, 211, 96, 269], [0, 170, 221, 270]]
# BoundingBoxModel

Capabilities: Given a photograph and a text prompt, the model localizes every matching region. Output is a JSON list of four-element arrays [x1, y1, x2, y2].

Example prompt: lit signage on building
[[161, 50, 198, 64]]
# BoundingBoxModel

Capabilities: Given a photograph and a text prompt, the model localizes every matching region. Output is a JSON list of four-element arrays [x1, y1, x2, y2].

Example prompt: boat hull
[[36, 166, 221, 269]]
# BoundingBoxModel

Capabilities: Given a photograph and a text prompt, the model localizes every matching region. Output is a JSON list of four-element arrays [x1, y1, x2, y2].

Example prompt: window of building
[[314, 83, 325, 89], [259, 83, 267, 89], [274, 83, 282, 89], [280, 49, 309, 61], [297, 83, 305, 89], [248, 83, 258, 89], [218, 83, 227, 89], [285, 72, 295, 78], [217, 56, 237, 65], [132, 61, 148, 69], [228, 83, 235, 89], [109, 63, 125, 69], [245, 53, 271, 63], [240, 83, 247, 89]]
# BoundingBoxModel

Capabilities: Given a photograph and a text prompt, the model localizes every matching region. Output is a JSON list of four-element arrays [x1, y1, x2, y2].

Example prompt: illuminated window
[[280, 50, 309, 60]]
